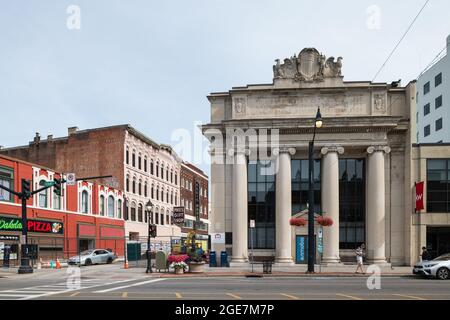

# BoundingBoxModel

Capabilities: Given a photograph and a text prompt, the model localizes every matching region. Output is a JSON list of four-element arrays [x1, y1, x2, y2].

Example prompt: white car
[[413, 253, 450, 280], [68, 249, 117, 266]]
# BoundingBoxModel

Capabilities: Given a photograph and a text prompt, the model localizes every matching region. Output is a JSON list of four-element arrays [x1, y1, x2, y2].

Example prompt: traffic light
[[21, 179, 31, 199], [53, 178, 62, 196], [149, 224, 157, 238]]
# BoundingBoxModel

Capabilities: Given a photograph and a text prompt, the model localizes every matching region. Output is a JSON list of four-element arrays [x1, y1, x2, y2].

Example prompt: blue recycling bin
[[209, 251, 217, 267], [220, 251, 229, 267]]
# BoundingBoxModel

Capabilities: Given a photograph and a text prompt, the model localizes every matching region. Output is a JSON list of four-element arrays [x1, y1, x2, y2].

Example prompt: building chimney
[[33, 132, 41, 145], [68, 127, 78, 135], [47, 134, 53, 141]]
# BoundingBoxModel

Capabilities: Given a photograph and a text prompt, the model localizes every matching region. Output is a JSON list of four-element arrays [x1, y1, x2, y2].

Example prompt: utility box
[[155, 251, 168, 272], [220, 251, 229, 267], [127, 242, 141, 261], [209, 251, 217, 267]]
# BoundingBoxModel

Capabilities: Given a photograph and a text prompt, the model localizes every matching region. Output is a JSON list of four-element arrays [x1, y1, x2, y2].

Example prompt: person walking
[[355, 243, 366, 274], [421, 247, 431, 261]]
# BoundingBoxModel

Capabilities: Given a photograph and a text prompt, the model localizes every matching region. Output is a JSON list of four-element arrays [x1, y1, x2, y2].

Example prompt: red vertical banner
[[415, 182, 424, 212]]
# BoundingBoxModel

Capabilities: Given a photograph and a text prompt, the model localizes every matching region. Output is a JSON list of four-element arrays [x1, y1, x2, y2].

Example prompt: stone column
[[274, 147, 296, 264], [366, 145, 391, 264], [209, 148, 226, 256], [321, 146, 344, 265], [230, 148, 248, 264]]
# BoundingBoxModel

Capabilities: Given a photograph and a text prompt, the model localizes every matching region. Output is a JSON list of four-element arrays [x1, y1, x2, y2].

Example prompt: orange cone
[[124, 260, 129, 269], [56, 258, 61, 269]]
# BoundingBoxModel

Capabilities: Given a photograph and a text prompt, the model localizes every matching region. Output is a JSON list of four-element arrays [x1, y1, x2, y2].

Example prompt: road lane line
[[226, 293, 242, 300], [70, 292, 80, 297], [94, 279, 166, 293], [336, 293, 363, 300], [280, 293, 300, 300], [122, 292, 128, 298], [175, 292, 182, 299], [393, 294, 427, 300], [0, 294, 30, 297]]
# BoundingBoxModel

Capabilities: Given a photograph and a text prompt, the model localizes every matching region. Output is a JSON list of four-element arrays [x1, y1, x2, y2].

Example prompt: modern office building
[[202, 47, 450, 267], [416, 35, 450, 143]]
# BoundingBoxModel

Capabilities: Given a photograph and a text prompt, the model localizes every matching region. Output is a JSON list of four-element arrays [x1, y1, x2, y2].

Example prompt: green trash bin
[[127, 243, 141, 262]]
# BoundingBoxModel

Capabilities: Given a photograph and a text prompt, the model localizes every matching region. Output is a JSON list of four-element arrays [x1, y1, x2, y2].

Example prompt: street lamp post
[[307, 108, 323, 273], [146, 200, 154, 274]]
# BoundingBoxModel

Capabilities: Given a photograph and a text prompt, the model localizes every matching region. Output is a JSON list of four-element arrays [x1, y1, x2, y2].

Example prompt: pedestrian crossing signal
[[149, 224, 157, 238], [53, 178, 62, 196]]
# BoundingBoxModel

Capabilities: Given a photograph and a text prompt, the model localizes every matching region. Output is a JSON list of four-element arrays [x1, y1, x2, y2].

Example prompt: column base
[[229, 259, 248, 267], [274, 257, 294, 266], [321, 257, 341, 265], [367, 258, 391, 267]]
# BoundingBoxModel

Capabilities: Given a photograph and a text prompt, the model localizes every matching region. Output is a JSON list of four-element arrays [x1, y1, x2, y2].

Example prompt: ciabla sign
[[172, 207, 185, 225], [415, 181, 424, 212], [0, 216, 64, 234]]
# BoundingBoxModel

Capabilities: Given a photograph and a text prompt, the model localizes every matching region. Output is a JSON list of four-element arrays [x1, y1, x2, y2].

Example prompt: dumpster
[[220, 251, 229, 267], [209, 251, 217, 267]]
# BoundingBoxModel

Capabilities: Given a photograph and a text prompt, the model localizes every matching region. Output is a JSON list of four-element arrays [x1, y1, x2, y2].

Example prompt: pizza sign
[[0, 217, 63, 234]]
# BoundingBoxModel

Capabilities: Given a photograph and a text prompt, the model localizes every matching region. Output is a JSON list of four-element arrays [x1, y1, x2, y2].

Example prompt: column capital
[[273, 147, 296, 156], [321, 145, 344, 155], [208, 146, 226, 156], [227, 147, 251, 157], [367, 145, 391, 154]]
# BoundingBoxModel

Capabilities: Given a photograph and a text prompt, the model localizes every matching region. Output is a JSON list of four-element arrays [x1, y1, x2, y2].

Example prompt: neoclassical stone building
[[203, 48, 420, 266]]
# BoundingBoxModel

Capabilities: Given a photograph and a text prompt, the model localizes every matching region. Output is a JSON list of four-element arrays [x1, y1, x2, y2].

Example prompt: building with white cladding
[[203, 48, 450, 267]]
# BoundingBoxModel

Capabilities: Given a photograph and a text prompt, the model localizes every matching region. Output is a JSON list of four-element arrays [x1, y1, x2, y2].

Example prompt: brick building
[[0, 155, 125, 265], [0, 125, 182, 250], [180, 162, 209, 250]]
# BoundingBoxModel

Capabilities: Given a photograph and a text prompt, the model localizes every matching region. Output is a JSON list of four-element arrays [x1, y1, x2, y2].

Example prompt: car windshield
[[80, 250, 93, 255], [432, 254, 450, 261]]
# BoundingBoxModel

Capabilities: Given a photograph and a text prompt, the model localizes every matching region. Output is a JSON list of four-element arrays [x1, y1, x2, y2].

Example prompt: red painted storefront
[[0, 155, 125, 262]]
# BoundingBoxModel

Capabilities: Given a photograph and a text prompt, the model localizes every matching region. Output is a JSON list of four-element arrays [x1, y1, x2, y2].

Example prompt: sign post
[[249, 219, 255, 273]]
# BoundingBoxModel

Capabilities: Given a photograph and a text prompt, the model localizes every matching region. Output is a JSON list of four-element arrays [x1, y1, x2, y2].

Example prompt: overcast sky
[[1, 0, 449, 175]]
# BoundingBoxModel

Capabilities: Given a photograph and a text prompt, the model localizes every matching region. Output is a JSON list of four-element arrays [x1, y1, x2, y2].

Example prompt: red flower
[[168, 254, 189, 263], [290, 217, 307, 227], [316, 216, 333, 227]]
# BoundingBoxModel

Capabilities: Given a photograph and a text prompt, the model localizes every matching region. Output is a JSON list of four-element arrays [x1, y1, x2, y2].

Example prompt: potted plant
[[170, 261, 188, 274], [290, 217, 307, 227], [168, 254, 189, 274], [316, 216, 333, 227], [187, 251, 205, 273]]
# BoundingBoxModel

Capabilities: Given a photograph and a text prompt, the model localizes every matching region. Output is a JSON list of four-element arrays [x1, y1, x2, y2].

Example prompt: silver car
[[413, 253, 450, 280], [68, 249, 117, 266]]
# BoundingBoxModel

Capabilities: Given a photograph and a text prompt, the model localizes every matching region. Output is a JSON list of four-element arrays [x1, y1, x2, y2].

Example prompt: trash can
[[220, 251, 229, 267], [209, 251, 217, 267]]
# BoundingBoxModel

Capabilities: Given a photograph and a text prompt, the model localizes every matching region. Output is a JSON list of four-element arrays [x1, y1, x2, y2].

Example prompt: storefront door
[[427, 227, 450, 258], [79, 239, 95, 253]]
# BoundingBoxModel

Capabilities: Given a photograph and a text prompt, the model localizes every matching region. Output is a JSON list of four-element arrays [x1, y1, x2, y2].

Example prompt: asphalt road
[[0, 266, 449, 300]]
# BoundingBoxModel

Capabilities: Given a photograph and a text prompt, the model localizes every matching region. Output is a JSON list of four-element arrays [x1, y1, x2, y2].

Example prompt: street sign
[[66, 173, 76, 186], [172, 207, 185, 225], [211, 233, 225, 244], [39, 180, 55, 187], [250, 220, 255, 228]]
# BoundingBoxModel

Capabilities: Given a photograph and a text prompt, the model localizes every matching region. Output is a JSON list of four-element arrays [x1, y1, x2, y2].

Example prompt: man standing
[[421, 247, 431, 261]]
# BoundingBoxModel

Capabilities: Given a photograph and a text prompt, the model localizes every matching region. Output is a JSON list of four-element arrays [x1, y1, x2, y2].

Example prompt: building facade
[[416, 35, 450, 143], [203, 48, 426, 266], [0, 155, 125, 264], [180, 162, 209, 250], [0, 125, 182, 246]]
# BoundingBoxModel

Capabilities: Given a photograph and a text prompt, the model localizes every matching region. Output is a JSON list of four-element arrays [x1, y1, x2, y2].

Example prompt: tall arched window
[[117, 199, 122, 219], [132, 151, 136, 167], [170, 192, 173, 205], [161, 166, 164, 179], [175, 173, 178, 185], [171, 170, 173, 183], [100, 195, 105, 216], [39, 188, 48, 208], [160, 209, 165, 226], [156, 187, 159, 200], [108, 195, 115, 218], [144, 156, 148, 172], [126, 175, 130, 192], [144, 182, 148, 197], [151, 185, 154, 199], [126, 147, 129, 165], [150, 160, 154, 175], [175, 194, 178, 206], [124, 200, 129, 220], [138, 153, 142, 170], [132, 178, 136, 194], [166, 191, 169, 203], [166, 209, 170, 225], [131, 202, 136, 221], [81, 190, 89, 213], [155, 207, 159, 224], [156, 162, 159, 177], [138, 180, 142, 196], [166, 168, 169, 181], [138, 203, 143, 222]]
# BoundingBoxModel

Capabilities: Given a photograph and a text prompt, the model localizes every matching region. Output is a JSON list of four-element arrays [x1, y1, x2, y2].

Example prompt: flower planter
[[175, 268, 184, 275], [188, 261, 205, 273]]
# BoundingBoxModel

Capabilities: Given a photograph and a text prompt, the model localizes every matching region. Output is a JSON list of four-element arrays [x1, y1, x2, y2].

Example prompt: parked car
[[68, 249, 117, 266], [413, 253, 450, 280]]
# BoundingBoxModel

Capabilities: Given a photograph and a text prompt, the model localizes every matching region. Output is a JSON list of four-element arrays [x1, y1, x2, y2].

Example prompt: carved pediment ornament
[[273, 48, 343, 82]]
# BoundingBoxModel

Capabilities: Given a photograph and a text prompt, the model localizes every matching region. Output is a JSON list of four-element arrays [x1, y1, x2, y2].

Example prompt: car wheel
[[85, 259, 92, 266], [436, 267, 449, 280], [107, 258, 113, 264]]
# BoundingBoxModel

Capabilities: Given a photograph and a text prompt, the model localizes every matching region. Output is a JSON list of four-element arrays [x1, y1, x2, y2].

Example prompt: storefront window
[[0, 166, 14, 202], [247, 160, 276, 249], [53, 192, 61, 210], [339, 159, 365, 249], [108, 195, 115, 218], [131, 202, 136, 221], [427, 159, 450, 213]]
